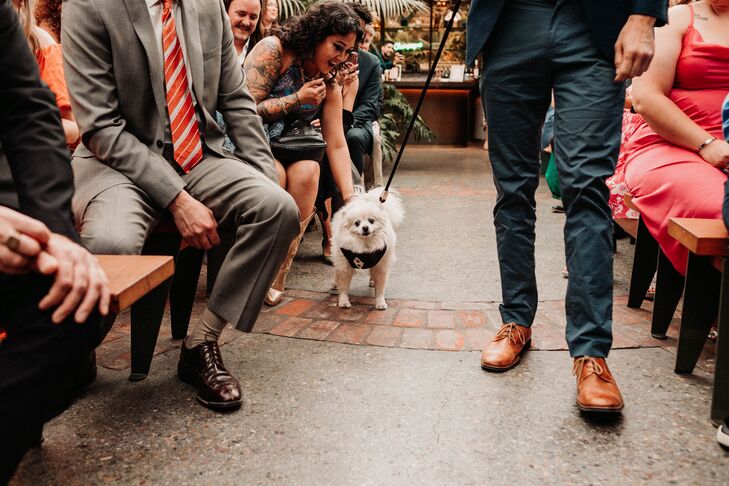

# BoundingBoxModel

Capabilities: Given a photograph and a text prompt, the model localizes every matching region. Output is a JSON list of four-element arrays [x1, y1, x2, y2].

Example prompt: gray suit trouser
[[74, 153, 299, 332], [481, 0, 625, 357]]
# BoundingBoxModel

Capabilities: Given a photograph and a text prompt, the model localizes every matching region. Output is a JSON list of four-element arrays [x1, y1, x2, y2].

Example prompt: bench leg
[[650, 251, 684, 339], [627, 217, 659, 308], [130, 277, 172, 381], [129, 233, 181, 381], [675, 254, 720, 374], [170, 247, 204, 339], [711, 258, 729, 425]]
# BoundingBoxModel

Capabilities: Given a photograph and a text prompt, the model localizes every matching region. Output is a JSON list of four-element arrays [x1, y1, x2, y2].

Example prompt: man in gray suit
[[62, 0, 300, 411]]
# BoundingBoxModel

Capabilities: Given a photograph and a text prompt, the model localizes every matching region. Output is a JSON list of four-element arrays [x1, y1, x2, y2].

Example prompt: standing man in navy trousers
[[469, 0, 667, 412]]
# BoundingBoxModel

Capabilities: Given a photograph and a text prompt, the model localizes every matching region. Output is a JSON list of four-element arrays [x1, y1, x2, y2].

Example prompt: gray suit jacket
[[62, 0, 277, 211]]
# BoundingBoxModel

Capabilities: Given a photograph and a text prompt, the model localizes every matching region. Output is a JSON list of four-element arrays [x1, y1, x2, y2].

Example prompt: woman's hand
[[297, 78, 327, 106], [699, 139, 729, 169]]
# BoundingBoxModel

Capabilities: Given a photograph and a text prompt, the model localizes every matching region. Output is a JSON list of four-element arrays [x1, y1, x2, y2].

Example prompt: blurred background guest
[[13, 0, 78, 148], [33, 0, 61, 42], [259, 0, 279, 37], [225, 0, 263, 64]]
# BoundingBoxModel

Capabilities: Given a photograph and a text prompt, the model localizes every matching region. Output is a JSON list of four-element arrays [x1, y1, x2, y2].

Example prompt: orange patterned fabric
[[162, 0, 203, 172], [34, 43, 71, 114]]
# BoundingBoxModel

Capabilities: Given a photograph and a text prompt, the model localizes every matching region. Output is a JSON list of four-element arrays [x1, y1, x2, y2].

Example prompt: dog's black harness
[[340, 245, 387, 269]]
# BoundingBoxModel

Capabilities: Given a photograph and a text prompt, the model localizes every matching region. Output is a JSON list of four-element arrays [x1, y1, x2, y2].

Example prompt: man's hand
[[37, 234, 110, 324], [0, 206, 53, 275], [614, 14, 657, 82], [168, 190, 220, 250]]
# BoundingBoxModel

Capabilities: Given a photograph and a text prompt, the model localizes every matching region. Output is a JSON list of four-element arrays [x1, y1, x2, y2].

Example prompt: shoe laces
[[572, 356, 612, 383], [494, 323, 527, 346]]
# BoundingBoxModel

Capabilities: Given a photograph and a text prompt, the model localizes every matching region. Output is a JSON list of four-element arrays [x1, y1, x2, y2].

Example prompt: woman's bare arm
[[321, 82, 354, 200], [632, 5, 712, 151]]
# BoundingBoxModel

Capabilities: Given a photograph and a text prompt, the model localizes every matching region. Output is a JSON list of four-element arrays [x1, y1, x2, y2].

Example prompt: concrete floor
[[12, 146, 729, 485]]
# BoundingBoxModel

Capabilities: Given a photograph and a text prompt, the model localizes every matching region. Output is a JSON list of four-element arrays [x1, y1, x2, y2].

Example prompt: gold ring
[[4, 234, 20, 252]]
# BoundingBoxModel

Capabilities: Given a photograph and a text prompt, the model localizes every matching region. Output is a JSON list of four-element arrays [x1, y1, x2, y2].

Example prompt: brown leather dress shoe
[[573, 357, 624, 412], [480, 322, 532, 372], [178, 338, 242, 411]]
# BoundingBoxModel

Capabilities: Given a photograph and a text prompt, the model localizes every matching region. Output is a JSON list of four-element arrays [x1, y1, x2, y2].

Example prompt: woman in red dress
[[625, 0, 729, 274]]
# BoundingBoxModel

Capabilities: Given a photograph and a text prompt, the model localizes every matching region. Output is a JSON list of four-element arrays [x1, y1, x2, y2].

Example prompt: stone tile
[[326, 323, 372, 345], [302, 302, 342, 320], [275, 299, 316, 317], [455, 310, 486, 329], [464, 328, 490, 351], [327, 305, 370, 322], [393, 309, 427, 328], [297, 320, 340, 341], [426, 310, 456, 329], [364, 307, 398, 325], [400, 328, 434, 349], [388, 299, 439, 310], [435, 330, 465, 351], [269, 317, 313, 337], [251, 314, 287, 334], [365, 326, 402, 347]]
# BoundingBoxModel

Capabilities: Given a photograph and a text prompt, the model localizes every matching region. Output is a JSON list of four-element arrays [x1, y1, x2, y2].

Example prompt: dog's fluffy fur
[[331, 188, 404, 310]]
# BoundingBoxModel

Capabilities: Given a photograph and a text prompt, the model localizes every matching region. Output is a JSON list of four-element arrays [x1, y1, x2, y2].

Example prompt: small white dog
[[331, 187, 404, 310]]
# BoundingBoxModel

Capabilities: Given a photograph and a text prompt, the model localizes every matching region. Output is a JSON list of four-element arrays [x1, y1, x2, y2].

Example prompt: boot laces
[[495, 323, 527, 346], [572, 356, 611, 383]]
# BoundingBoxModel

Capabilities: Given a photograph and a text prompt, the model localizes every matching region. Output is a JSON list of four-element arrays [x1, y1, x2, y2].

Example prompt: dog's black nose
[[361, 226, 370, 235]]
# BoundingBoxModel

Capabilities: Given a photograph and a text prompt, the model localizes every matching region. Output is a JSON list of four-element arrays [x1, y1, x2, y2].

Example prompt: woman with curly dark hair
[[244, 0, 362, 305], [34, 0, 61, 42]]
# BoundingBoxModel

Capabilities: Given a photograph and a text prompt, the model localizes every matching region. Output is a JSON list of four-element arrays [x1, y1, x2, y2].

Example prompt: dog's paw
[[338, 295, 352, 308], [375, 297, 387, 310]]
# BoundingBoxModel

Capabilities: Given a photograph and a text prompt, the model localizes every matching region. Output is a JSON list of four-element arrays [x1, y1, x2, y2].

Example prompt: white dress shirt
[[146, 0, 200, 142]]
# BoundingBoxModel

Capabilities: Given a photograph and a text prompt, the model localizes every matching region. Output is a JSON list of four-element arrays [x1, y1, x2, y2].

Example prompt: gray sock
[[185, 308, 228, 349]]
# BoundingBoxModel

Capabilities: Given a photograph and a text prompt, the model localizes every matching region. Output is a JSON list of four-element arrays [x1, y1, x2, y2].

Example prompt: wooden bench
[[667, 217, 729, 425], [619, 194, 660, 310], [97, 254, 174, 381], [621, 194, 685, 339]]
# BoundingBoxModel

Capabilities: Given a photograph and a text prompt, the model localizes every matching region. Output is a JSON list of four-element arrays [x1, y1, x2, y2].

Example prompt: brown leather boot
[[265, 212, 315, 306], [480, 322, 532, 371], [573, 356, 624, 412]]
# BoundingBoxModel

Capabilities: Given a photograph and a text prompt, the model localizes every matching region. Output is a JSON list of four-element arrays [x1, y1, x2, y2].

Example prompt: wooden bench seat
[[97, 254, 175, 381], [667, 217, 729, 425], [97, 255, 174, 313]]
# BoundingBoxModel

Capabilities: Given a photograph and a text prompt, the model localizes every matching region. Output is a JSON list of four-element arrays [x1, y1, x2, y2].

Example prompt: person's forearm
[[633, 92, 713, 151], [62, 118, 80, 145], [327, 146, 354, 198], [257, 93, 300, 123]]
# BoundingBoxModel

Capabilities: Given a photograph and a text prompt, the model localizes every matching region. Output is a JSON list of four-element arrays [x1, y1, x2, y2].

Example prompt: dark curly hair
[[34, 0, 62, 42], [272, 1, 363, 60]]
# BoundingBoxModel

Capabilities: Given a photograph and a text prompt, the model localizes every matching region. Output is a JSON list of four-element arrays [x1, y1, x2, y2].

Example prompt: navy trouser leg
[[551, 0, 624, 357], [482, 0, 553, 327], [481, 0, 623, 357]]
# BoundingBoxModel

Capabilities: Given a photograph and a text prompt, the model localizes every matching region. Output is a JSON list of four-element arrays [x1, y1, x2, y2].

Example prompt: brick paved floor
[[97, 281, 718, 374]]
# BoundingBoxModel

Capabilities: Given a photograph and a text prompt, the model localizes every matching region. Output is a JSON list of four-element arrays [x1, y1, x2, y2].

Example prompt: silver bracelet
[[697, 136, 717, 152], [277, 97, 288, 115]]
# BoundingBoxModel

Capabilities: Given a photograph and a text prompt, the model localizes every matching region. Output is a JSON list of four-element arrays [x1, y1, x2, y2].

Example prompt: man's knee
[[256, 184, 300, 229], [79, 220, 146, 255], [346, 128, 371, 153]]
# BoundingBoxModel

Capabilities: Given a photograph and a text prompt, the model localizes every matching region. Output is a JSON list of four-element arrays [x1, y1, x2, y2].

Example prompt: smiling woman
[[243, 1, 363, 306]]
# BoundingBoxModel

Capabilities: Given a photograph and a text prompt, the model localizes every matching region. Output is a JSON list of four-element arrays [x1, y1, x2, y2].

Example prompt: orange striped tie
[[162, 0, 203, 173]]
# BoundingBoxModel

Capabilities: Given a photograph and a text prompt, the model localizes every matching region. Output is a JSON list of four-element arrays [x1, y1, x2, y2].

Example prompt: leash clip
[[379, 190, 389, 204]]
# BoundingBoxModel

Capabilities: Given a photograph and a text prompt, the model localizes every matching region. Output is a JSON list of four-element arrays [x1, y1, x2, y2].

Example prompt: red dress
[[625, 9, 729, 275]]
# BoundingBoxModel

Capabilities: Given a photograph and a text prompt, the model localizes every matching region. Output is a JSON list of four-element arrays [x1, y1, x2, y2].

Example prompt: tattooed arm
[[244, 37, 298, 123]]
